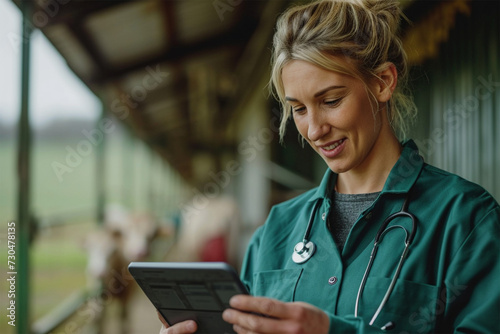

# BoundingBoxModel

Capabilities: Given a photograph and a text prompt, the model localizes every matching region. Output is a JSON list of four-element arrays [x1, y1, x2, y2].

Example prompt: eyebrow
[[285, 85, 346, 102]]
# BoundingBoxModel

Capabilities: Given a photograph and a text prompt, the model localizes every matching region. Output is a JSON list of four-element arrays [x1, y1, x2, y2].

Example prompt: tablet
[[128, 262, 248, 334]]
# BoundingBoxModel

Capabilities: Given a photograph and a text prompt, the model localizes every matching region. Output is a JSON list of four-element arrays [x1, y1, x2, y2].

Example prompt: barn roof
[[13, 0, 431, 182]]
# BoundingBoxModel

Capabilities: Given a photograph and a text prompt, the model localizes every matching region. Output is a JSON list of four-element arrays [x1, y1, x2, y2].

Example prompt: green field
[[0, 126, 187, 333], [1, 134, 99, 333]]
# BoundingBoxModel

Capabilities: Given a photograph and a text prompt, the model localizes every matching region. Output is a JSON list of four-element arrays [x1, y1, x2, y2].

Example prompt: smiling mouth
[[322, 139, 345, 151]]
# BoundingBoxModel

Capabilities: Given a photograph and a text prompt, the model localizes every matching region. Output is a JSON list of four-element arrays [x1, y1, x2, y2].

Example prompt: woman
[[160, 0, 500, 333]]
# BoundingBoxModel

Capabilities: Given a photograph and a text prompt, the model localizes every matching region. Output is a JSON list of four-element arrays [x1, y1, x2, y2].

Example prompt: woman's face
[[282, 59, 391, 175]]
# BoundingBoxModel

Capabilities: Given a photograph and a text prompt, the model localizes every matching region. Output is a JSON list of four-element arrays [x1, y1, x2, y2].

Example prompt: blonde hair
[[270, 0, 417, 141]]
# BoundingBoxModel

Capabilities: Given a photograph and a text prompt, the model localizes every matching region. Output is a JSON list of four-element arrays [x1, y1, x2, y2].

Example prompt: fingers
[[229, 295, 291, 319], [223, 308, 288, 334], [158, 321, 197, 334], [223, 296, 330, 334], [223, 295, 295, 334], [157, 311, 197, 334]]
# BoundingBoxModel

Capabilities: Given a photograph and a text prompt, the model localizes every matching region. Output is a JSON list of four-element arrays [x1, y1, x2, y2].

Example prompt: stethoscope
[[292, 196, 417, 329]]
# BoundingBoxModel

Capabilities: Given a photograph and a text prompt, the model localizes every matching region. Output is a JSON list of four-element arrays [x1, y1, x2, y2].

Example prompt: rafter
[[88, 17, 258, 83]]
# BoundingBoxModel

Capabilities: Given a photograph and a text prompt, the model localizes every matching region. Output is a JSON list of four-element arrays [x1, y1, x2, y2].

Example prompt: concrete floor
[[74, 287, 162, 334], [105, 289, 161, 334]]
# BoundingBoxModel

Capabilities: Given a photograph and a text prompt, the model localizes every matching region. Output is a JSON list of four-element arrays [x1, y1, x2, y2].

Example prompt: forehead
[[282, 59, 358, 97]]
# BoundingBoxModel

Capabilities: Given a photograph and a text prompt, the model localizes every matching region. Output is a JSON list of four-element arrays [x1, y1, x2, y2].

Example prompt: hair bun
[[361, 0, 403, 33]]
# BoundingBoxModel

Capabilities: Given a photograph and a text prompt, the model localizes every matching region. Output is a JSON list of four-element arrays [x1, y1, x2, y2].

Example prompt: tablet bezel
[[128, 262, 248, 334]]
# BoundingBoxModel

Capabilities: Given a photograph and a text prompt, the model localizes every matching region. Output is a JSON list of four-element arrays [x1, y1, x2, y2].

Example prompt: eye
[[324, 98, 342, 107], [292, 105, 306, 114]]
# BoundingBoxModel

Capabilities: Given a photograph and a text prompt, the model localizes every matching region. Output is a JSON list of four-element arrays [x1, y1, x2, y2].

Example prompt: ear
[[372, 62, 398, 103]]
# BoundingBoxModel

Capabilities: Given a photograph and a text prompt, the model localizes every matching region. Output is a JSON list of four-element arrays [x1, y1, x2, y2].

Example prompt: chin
[[325, 161, 350, 174]]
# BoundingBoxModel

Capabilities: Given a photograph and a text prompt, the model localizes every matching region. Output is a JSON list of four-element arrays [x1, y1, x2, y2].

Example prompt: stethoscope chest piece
[[292, 240, 316, 264]]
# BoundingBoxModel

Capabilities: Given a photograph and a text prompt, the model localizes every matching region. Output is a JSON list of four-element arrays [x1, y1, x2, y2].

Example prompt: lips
[[322, 139, 345, 151], [318, 138, 346, 158]]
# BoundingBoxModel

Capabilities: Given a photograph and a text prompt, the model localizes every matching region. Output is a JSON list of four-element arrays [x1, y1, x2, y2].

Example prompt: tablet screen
[[128, 262, 248, 334]]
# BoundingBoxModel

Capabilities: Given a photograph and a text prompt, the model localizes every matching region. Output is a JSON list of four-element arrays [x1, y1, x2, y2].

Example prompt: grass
[[0, 221, 91, 334], [1, 128, 188, 333], [30, 223, 90, 313], [0, 137, 96, 333]]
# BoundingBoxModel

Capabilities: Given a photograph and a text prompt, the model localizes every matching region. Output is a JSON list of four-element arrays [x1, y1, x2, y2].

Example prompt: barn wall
[[410, 1, 500, 200]]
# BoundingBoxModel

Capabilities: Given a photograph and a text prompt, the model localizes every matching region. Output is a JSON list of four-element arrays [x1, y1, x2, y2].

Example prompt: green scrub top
[[240, 140, 500, 333]]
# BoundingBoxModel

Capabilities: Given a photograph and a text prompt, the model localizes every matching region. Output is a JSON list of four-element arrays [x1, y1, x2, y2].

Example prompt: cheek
[[340, 101, 376, 134]]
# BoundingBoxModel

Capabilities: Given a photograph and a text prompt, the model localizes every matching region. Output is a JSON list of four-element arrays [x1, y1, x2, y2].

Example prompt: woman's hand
[[222, 295, 330, 334], [157, 311, 198, 334]]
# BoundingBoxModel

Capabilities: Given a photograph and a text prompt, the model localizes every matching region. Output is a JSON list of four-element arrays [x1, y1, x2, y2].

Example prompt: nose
[[307, 109, 330, 142]]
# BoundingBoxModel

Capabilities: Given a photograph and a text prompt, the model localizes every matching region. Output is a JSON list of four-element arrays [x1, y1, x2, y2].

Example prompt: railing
[[31, 288, 98, 334]]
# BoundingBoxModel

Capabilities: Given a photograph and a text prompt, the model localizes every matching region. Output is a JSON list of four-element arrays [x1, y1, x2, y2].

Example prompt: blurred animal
[[83, 205, 172, 333], [164, 196, 242, 270], [83, 228, 134, 334], [104, 205, 172, 262]]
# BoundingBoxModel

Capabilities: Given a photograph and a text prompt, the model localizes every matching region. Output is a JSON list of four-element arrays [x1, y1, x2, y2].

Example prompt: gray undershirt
[[327, 191, 380, 251]]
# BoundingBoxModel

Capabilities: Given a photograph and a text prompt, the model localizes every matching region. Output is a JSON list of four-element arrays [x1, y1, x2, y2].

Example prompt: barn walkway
[[73, 287, 162, 334]]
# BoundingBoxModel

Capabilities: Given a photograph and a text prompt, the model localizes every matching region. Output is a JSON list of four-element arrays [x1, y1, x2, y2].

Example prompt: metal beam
[[89, 18, 258, 83], [96, 101, 106, 225], [17, 1, 33, 333], [159, 0, 179, 47], [37, 0, 134, 27], [31, 289, 91, 334], [223, 0, 289, 128], [66, 19, 109, 78]]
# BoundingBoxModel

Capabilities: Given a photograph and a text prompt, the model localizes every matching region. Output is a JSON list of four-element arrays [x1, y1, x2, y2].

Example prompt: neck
[[336, 132, 402, 194]]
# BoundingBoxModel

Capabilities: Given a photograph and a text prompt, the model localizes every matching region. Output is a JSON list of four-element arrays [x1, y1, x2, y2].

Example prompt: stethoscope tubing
[[292, 200, 322, 264], [292, 194, 417, 328], [355, 197, 417, 326], [302, 200, 322, 243], [369, 239, 411, 325], [354, 225, 410, 318]]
